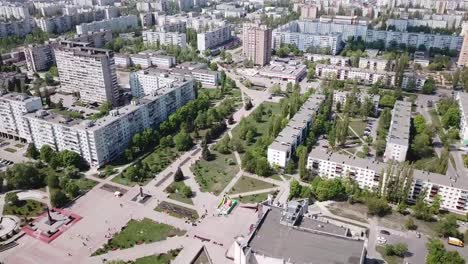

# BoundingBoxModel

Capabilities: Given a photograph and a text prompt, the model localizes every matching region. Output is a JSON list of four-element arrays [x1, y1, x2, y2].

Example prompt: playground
[[216, 196, 238, 216]]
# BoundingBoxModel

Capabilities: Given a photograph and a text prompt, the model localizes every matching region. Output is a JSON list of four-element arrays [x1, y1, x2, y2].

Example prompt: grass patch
[[165, 181, 193, 205], [92, 218, 185, 256], [155, 201, 199, 221], [134, 249, 181, 264], [231, 102, 281, 155], [192, 150, 239, 195], [349, 119, 368, 137], [414, 156, 447, 174], [238, 192, 271, 203], [3, 198, 45, 218], [229, 176, 277, 194], [14, 144, 24, 148], [74, 178, 98, 192], [4, 148, 16, 153], [270, 174, 283, 181], [376, 246, 404, 264]]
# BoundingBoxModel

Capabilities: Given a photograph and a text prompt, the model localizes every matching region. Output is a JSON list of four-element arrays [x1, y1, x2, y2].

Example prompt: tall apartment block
[[242, 24, 272, 66], [76, 15, 139, 35], [23, 78, 195, 167], [384, 100, 412, 162], [456, 92, 468, 146], [24, 43, 56, 72], [267, 94, 325, 167], [300, 4, 317, 20], [129, 69, 184, 97], [0, 92, 42, 142], [54, 41, 119, 105], [457, 30, 468, 67]]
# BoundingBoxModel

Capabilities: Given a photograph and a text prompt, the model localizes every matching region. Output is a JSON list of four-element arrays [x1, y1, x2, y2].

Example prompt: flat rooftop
[[247, 207, 365, 264], [387, 100, 412, 146]]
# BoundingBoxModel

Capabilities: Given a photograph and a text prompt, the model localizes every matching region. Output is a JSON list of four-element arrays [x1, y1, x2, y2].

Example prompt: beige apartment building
[[242, 23, 272, 66]]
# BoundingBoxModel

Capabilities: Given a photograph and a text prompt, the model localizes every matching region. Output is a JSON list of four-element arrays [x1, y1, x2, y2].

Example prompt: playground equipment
[[217, 196, 238, 215]]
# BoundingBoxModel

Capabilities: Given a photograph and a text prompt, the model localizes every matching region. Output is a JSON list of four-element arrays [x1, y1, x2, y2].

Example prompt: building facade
[[457, 31, 468, 67], [242, 23, 272, 66], [76, 15, 139, 35], [142, 30, 187, 48], [197, 26, 232, 51], [24, 43, 56, 72], [54, 41, 119, 105], [456, 92, 468, 146]]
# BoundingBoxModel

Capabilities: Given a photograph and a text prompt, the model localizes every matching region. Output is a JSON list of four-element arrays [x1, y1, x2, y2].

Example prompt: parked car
[[380, 230, 391, 235]]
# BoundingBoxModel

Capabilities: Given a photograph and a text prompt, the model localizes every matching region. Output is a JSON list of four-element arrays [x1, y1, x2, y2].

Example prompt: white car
[[377, 239, 387, 245]]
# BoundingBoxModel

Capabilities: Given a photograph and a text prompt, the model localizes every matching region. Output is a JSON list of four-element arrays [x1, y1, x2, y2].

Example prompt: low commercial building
[[24, 43, 56, 72], [24, 77, 195, 167], [233, 200, 367, 264], [456, 92, 468, 146], [0, 92, 42, 142], [267, 94, 324, 167], [307, 147, 468, 214], [148, 54, 176, 68], [259, 59, 307, 83], [76, 15, 139, 35], [142, 30, 187, 48], [197, 26, 232, 51], [384, 100, 412, 162]]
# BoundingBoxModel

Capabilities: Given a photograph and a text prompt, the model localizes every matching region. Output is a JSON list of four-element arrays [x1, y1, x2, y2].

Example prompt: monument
[[131, 186, 152, 204]]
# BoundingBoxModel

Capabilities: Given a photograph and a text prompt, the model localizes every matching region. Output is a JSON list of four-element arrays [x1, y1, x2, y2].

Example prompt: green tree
[[413, 115, 427, 134], [289, 180, 302, 199], [435, 215, 462, 239], [174, 167, 184, 182], [48, 65, 59, 77], [47, 174, 60, 189], [174, 130, 193, 151], [25, 143, 39, 159], [441, 108, 460, 129], [411, 133, 433, 158], [297, 145, 308, 180], [181, 185, 192, 198], [5, 163, 44, 190], [384, 243, 408, 257], [426, 240, 465, 264], [209, 62, 218, 71], [40, 145, 55, 163], [51, 190, 69, 207], [59, 150, 83, 168], [65, 181, 80, 198], [405, 217, 418, 230], [422, 77, 436, 94], [366, 196, 391, 217]]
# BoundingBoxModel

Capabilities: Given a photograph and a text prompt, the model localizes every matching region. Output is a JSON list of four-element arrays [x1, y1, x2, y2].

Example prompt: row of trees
[[26, 144, 86, 170]]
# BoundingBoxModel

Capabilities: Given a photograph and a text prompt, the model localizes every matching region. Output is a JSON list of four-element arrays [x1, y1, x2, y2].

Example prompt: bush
[[405, 217, 418, 230], [384, 243, 408, 257], [366, 197, 391, 217]]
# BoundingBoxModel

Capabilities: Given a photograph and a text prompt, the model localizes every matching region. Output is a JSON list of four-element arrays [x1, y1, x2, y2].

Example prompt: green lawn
[[134, 249, 181, 264], [3, 199, 45, 217], [74, 178, 98, 191], [165, 181, 193, 205], [192, 150, 239, 195], [113, 147, 179, 187], [238, 192, 272, 204], [229, 176, 277, 194], [92, 218, 185, 256], [4, 148, 16, 153], [376, 246, 404, 264], [155, 201, 199, 221], [349, 119, 367, 137], [231, 102, 281, 155]]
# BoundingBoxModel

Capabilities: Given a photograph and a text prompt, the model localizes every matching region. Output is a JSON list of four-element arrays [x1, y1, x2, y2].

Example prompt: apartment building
[[76, 15, 139, 35], [307, 148, 468, 214], [456, 92, 468, 146], [315, 64, 426, 90], [25, 78, 194, 167], [242, 23, 272, 66], [197, 26, 232, 51], [0, 92, 42, 142], [142, 30, 187, 48], [148, 54, 176, 68], [384, 100, 412, 162], [0, 4, 29, 20], [267, 94, 325, 167], [156, 15, 225, 32], [457, 31, 468, 67], [259, 59, 307, 83], [304, 54, 349, 66], [54, 41, 119, 105], [300, 4, 318, 20], [333, 90, 380, 113], [273, 27, 343, 55], [0, 19, 33, 37], [35, 10, 106, 34], [24, 43, 55, 72], [358, 58, 389, 71], [129, 69, 183, 97], [72, 30, 113, 48]]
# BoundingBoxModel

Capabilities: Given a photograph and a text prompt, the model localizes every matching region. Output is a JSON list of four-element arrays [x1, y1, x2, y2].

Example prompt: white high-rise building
[[54, 41, 119, 105], [76, 15, 139, 35], [0, 92, 42, 142], [384, 100, 412, 162], [129, 69, 182, 98]]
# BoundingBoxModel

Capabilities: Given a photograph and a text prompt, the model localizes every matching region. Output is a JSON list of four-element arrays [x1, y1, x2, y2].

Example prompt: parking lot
[[376, 227, 428, 264]]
